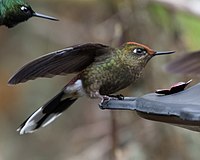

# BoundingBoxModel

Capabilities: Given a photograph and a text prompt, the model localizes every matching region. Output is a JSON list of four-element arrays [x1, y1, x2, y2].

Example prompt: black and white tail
[[17, 91, 77, 134]]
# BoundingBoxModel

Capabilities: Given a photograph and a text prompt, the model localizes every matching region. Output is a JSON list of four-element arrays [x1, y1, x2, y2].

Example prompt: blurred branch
[[70, 119, 110, 142], [68, 136, 111, 160], [111, 111, 117, 160]]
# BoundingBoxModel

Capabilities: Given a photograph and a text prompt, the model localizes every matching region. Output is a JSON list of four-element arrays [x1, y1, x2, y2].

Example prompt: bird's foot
[[99, 95, 110, 109], [108, 94, 124, 100], [100, 95, 111, 103], [99, 94, 124, 109]]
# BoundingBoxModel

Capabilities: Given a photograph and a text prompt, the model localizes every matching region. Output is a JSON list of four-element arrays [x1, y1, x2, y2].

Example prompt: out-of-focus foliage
[[0, 0, 200, 160], [177, 13, 200, 49]]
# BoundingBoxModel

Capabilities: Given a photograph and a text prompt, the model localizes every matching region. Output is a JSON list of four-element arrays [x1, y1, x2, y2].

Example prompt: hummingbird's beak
[[154, 51, 175, 56], [32, 12, 59, 21]]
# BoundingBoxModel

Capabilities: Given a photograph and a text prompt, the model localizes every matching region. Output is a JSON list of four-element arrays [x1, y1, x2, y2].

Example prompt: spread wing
[[166, 51, 200, 75], [9, 43, 112, 84]]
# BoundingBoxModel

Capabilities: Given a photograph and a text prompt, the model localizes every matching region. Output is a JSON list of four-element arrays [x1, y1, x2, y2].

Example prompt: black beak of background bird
[[32, 12, 59, 21], [154, 51, 175, 56]]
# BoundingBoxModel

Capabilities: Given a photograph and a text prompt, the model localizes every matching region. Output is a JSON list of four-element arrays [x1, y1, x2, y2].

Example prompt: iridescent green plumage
[[81, 46, 148, 95], [0, 0, 58, 28]]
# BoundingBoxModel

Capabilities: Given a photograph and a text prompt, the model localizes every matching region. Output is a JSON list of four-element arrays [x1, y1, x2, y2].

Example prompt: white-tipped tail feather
[[17, 91, 77, 134]]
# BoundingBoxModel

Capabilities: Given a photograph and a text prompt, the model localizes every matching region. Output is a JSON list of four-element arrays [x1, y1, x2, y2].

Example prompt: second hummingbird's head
[[121, 42, 175, 67], [2, 0, 58, 28]]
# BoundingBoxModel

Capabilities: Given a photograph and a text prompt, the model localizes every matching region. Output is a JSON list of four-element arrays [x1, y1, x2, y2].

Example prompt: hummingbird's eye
[[133, 48, 147, 55], [20, 6, 29, 13]]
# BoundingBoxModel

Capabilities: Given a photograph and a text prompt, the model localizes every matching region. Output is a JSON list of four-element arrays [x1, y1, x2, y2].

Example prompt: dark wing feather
[[9, 43, 111, 84], [166, 51, 200, 75]]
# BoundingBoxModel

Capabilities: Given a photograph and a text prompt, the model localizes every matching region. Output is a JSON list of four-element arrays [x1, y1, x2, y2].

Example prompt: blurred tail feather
[[166, 51, 200, 74]]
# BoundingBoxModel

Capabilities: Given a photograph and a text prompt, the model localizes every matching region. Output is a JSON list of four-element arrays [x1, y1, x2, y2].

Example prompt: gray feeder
[[100, 83, 200, 132]]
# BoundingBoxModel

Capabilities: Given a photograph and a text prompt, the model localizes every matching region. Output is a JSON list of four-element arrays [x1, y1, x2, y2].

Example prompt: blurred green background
[[1, 0, 200, 159]]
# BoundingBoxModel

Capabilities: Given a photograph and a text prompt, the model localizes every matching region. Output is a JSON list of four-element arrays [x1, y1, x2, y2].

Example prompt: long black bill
[[32, 12, 59, 21], [155, 51, 175, 56]]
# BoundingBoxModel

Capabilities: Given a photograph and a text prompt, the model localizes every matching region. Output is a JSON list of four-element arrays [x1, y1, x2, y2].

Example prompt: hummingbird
[[0, 0, 58, 28], [167, 50, 200, 75], [8, 42, 175, 134]]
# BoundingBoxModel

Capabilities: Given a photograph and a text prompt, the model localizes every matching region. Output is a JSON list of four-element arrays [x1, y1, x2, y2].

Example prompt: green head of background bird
[[0, 0, 58, 28], [8, 42, 175, 134]]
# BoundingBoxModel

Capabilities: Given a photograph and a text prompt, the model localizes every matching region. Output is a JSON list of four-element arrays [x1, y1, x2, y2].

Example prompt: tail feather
[[17, 91, 77, 134], [166, 51, 200, 74]]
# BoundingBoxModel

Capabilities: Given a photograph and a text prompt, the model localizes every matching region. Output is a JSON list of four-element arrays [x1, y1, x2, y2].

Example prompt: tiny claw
[[108, 94, 124, 100]]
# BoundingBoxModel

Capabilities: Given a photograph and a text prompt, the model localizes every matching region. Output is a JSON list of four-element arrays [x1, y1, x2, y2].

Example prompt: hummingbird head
[[121, 42, 175, 68], [2, 0, 58, 28]]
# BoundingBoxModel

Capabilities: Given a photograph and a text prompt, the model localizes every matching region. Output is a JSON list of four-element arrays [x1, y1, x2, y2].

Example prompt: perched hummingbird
[[8, 42, 174, 134], [167, 51, 200, 75], [0, 0, 58, 28]]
